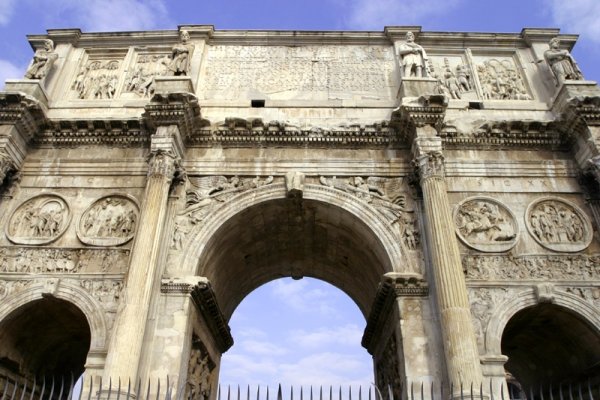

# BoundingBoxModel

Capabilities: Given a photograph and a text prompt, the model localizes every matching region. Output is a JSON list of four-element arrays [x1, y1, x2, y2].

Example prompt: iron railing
[[0, 376, 598, 400]]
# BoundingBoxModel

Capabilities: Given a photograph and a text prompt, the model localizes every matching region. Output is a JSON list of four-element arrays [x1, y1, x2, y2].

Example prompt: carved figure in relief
[[172, 222, 188, 250], [186, 337, 214, 400], [166, 30, 192, 76], [9, 197, 68, 240], [530, 202, 584, 244], [72, 60, 120, 99], [477, 60, 530, 100], [456, 201, 515, 243], [397, 32, 428, 78], [444, 70, 461, 99], [82, 197, 138, 239], [544, 37, 583, 85], [125, 54, 170, 97], [24, 39, 57, 80]]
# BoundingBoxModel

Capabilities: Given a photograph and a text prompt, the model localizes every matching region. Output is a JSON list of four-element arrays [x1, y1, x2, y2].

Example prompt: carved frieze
[[474, 58, 531, 100], [0, 246, 129, 274], [463, 254, 600, 280], [565, 287, 600, 309], [6, 194, 71, 245], [526, 198, 592, 252], [185, 335, 215, 400], [72, 60, 121, 100], [77, 195, 139, 246], [454, 197, 518, 252]]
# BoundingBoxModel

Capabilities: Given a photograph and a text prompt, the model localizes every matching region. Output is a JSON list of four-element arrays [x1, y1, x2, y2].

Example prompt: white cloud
[[0, 59, 25, 88], [239, 339, 288, 356], [548, 0, 600, 43], [290, 324, 363, 348], [338, 0, 462, 30], [0, 0, 16, 25], [271, 279, 336, 316], [46, 0, 172, 32]]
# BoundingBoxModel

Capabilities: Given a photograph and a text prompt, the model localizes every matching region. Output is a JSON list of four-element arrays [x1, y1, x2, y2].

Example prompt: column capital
[[146, 149, 179, 181], [392, 94, 447, 134], [0, 88, 48, 147], [143, 90, 202, 142], [412, 136, 445, 181]]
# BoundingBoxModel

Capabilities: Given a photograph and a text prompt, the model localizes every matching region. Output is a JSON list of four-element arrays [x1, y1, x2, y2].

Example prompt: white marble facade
[[0, 26, 599, 399]]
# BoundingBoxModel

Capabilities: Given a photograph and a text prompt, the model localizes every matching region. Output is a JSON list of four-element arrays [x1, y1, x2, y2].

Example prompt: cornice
[[0, 91, 48, 143], [440, 120, 567, 150], [361, 273, 428, 354], [33, 119, 148, 148], [161, 278, 233, 353]]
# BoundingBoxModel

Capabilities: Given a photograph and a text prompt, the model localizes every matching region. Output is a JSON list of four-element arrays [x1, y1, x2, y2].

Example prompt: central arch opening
[[219, 277, 373, 386], [194, 196, 397, 388]]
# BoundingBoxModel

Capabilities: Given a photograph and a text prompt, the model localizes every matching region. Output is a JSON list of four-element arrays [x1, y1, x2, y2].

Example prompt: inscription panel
[[200, 45, 398, 101]]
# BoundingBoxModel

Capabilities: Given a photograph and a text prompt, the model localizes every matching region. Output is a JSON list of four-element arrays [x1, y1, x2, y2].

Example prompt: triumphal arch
[[0, 25, 599, 398]]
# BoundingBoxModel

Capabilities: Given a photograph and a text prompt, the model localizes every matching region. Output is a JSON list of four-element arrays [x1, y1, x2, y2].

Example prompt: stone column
[[102, 146, 180, 383], [413, 137, 484, 392]]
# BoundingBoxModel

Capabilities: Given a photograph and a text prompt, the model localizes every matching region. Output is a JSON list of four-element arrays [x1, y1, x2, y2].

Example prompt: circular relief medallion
[[6, 194, 71, 245], [77, 195, 139, 246], [526, 197, 592, 252], [454, 197, 518, 252]]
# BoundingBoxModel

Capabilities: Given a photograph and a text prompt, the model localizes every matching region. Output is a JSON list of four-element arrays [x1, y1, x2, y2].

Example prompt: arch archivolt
[[179, 182, 408, 274], [0, 278, 109, 352], [482, 286, 600, 356]]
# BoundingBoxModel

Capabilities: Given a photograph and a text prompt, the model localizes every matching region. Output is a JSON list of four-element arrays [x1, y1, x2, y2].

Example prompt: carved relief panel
[[123, 53, 170, 98], [375, 335, 402, 400], [454, 197, 518, 252], [525, 198, 592, 252], [185, 335, 215, 400], [71, 59, 122, 100], [6, 194, 71, 245], [427, 55, 478, 100], [77, 195, 139, 246], [472, 56, 531, 100]]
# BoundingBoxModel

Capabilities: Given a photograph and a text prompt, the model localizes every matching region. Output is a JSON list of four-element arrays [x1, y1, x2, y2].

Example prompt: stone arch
[[0, 280, 108, 353], [484, 288, 600, 357], [181, 182, 408, 319]]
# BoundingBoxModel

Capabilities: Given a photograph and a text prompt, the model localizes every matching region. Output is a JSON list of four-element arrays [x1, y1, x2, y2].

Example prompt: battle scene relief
[[78, 195, 139, 246], [6, 195, 71, 245]]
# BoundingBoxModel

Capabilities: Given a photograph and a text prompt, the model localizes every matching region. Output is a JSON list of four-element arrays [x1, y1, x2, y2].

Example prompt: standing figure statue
[[544, 37, 583, 85], [24, 39, 57, 80], [165, 30, 192, 76], [397, 32, 428, 78]]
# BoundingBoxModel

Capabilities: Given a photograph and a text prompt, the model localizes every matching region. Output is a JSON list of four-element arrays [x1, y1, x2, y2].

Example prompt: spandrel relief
[[428, 56, 477, 100], [72, 59, 121, 100], [454, 198, 518, 252], [319, 176, 420, 251], [474, 57, 531, 100], [526, 198, 592, 252], [78, 195, 139, 246], [6, 195, 71, 245], [124, 54, 170, 98]]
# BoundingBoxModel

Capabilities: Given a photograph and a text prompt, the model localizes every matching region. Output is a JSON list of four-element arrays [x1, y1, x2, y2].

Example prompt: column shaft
[[103, 152, 176, 382]]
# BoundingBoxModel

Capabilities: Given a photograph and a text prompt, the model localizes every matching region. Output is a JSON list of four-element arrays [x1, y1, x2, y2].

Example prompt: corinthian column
[[413, 136, 484, 394], [102, 146, 180, 383], [395, 96, 483, 394]]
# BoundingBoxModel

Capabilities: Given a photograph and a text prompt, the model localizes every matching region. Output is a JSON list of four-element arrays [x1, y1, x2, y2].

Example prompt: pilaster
[[399, 96, 484, 395]]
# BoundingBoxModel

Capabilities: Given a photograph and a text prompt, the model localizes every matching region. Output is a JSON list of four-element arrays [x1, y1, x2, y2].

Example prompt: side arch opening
[[0, 296, 91, 383], [501, 303, 600, 390]]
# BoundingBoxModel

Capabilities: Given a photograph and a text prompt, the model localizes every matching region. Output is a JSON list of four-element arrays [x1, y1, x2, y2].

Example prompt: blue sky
[[1, 0, 599, 388]]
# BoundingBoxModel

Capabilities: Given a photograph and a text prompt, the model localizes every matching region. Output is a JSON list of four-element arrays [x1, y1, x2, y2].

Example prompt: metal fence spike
[[430, 382, 434, 400], [117, 377, 122, 400], [578, 382, 584, 400], [569, 384, 574, 400], [18, 377, 28, 400], [238, 385, 241, 400], [267, 386, 270, 400], [247, 385, 250, 400], [410, 382, 414, 400], [587, 380, 593, 400], [291, 385, 294, 400], [470, 382, 474, 400], [98, 377, 104, 400], [277, 384, 282, 400], [489, 379, 493, 400], [550, 384, 554, 400], [500, 382, 504, 400], [127, 378, 132, 400], [228, 385, 232, 400], [1, 375, 9, 400], [87, 376, 93, 400]]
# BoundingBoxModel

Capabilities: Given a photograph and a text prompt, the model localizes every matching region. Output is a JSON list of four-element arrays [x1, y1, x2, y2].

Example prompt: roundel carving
[[77, 195, 139, 246], [6, 194, 71, 245], [454, 197, 518, 252], [526, 197, 592, 252]]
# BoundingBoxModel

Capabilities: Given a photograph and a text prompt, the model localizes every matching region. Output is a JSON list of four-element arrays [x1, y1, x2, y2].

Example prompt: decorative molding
[[0, 92, 47, 143]]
